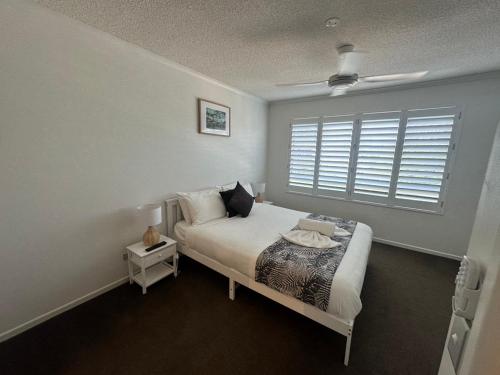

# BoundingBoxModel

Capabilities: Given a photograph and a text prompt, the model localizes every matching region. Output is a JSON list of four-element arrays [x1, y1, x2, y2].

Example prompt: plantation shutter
[[287, 107, 459, 213], [353, 113, 402, 198], [288, 120, 319, 191], [395, 108, 456, 204], [317, 117, 355, 194]]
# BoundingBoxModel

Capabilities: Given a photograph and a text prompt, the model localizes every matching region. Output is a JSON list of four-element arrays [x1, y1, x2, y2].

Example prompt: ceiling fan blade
[[276, 80, 328, 87], [359, 71, 428, 83], [337, 51, 365, 75]]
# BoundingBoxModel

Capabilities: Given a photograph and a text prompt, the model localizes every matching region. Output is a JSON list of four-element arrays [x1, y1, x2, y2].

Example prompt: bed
[[165, 198, 373, 366]]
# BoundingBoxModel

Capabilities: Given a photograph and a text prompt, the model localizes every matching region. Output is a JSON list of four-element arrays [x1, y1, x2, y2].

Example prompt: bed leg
[[344, 328, 353, 366], [229, 278, 235, 300]]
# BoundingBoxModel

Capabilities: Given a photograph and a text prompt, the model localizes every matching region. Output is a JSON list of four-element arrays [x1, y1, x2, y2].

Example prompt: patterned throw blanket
[[255, 214, 357, 311]]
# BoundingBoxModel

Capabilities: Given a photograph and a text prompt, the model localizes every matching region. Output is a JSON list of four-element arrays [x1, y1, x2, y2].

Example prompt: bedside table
[[126, 235, 178, 294]]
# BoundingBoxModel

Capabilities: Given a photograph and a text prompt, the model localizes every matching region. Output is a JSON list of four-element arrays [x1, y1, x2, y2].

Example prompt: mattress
[[174, 219, 190, 244], [174, 203, 372, 321]]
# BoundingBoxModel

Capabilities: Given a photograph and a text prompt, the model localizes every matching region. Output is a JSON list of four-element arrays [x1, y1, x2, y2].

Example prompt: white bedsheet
[[174, 219, 190, 243], [174, 203, 372, 321]]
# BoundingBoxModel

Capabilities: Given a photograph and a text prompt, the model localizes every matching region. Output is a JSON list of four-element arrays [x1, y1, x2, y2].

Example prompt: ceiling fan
[[277, 44, 428, 96]]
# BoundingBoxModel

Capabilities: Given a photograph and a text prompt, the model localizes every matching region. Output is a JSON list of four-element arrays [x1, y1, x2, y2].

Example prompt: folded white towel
[[281, 230, 340, 249], [298, 218, 336, 237]]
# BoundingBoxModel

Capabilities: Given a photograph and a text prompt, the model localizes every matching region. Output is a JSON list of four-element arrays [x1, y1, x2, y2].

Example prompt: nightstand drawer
[[143, 245, 176, 268]]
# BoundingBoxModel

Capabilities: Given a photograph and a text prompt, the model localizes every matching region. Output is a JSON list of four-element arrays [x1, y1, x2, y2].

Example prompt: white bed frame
[[165, 197, 354, 366]]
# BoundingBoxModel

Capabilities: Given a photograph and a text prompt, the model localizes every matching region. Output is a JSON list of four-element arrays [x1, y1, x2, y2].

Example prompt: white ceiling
[[36, 0, 500, 101]]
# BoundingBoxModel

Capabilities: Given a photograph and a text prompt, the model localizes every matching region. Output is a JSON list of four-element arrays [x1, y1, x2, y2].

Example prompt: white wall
[[0, 1, 267, 337], [457, 121, 500, 374], [438, 122, 500, 375], [267, 77, 500, 258]]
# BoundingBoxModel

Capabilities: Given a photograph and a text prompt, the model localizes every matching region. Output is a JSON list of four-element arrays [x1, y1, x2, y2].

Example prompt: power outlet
[[122, 253, 128, 261]]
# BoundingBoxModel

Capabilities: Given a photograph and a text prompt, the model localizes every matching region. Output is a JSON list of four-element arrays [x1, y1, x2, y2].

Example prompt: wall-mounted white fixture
[[453, 256, 481, 320], [447, 256, 482, 372]]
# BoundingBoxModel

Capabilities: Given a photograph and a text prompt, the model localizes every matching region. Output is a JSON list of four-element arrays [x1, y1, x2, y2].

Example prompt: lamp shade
[[253, 182, 266, 194], [137, 204, 162, 227]]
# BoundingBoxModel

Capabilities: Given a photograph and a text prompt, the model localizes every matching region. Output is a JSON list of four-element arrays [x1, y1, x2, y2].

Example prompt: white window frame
[[287, 106, 463, 215], [287, 117, 321, 195], [315, 114, 358, 201], [350, 111, 403, 205], [390, 107, 462, 213]]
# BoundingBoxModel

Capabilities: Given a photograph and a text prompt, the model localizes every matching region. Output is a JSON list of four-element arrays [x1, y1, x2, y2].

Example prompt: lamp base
[[143, 226, 160, 246], [255, 193, 264, 203]]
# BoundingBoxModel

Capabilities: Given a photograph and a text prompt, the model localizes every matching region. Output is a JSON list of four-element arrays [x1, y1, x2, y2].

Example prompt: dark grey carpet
[[1, 243, 458, 375]]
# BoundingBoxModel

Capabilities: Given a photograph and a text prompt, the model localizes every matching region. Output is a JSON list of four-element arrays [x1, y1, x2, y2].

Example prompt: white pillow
[[219, 182, 254, 196], [178, 198, 192, 225], [177, 189, 226, 225]]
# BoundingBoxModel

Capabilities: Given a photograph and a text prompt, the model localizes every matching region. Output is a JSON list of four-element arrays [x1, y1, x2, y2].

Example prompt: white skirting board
[[0, 237, 459, 343], [0, 276, 129, 343], [373, 237, 462, 260]]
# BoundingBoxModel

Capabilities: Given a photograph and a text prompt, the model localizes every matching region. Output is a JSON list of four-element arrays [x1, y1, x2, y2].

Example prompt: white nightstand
[[126, 235, 178, 294]]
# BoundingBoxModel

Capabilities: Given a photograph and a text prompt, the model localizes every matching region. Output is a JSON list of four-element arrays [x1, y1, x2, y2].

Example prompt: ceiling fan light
[[330, 88, 347, 96], [333, 83, 353, 89]]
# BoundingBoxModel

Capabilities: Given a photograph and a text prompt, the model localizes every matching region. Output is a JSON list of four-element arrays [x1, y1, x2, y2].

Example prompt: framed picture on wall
[[198, 98, 231, 137]]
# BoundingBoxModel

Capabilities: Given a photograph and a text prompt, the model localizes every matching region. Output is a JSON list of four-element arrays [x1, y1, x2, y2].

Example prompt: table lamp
[[253, 182, 266, 203], [137, 204, 162, 246]]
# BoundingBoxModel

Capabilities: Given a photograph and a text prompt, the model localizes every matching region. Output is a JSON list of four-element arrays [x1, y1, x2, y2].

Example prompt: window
[[317, 116, 355, 193], [287, 107, 460, 213], [353, 112, 401, 199], [288, 119, 319, 190], [395, 108, 456, 205]]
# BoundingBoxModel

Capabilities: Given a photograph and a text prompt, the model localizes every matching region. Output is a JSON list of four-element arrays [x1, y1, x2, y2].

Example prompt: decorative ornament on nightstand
[[137, 204, 162, 246], [253, 182, 266, 203]]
